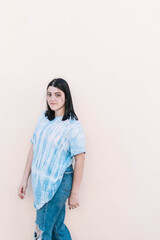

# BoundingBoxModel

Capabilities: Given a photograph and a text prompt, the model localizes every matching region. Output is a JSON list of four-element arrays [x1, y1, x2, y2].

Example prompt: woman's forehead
[[47, 86, 63, 93]]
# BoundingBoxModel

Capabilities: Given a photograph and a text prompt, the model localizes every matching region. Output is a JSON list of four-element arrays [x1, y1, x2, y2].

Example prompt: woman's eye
[[47, 93, 61, 97]]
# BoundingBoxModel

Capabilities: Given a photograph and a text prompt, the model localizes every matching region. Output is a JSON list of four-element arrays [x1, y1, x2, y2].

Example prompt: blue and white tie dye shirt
[[30, 111, 86, 210]]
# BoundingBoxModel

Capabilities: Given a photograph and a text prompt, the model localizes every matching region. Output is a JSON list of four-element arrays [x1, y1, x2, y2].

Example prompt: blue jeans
[[34, 164, 74, 240]]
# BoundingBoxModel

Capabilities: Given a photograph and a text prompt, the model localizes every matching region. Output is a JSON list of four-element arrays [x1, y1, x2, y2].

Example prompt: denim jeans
[[34, 164, 74, 240]]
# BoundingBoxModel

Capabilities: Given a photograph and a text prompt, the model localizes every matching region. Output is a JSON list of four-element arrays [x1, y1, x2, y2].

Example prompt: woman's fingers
[[68, 196, 80, 210], [69, 203, 80, 210], [18, 185, 26, 199], [22, 186, 26, 196], [18, 187, 24, 198]]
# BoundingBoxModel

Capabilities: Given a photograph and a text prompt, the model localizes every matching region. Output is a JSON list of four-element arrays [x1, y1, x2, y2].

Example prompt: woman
[[18, 78, 86, 240]]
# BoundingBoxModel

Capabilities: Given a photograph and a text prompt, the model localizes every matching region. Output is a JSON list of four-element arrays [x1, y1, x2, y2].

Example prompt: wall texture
[[0, 0, 160, 239]]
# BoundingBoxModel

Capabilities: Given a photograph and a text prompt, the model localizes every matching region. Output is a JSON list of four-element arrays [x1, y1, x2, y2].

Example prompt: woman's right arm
[[18, 143, 34, 199]]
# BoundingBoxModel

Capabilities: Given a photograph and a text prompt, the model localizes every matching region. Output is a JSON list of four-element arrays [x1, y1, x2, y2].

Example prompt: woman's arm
[[18, 143, 34, 199], [68, 152, 85, 209], [22, 143, 33, 182]]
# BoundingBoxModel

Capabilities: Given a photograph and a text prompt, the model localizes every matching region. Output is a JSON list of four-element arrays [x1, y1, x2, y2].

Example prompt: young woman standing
[[18, 78, 86, 240]]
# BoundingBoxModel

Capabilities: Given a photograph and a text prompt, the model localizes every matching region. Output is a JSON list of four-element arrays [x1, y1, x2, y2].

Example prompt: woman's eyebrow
[[47, 91, 61, 94]]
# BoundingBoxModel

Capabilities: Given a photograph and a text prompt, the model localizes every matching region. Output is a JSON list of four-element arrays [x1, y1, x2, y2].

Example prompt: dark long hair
[[45, 78, 78, 121]]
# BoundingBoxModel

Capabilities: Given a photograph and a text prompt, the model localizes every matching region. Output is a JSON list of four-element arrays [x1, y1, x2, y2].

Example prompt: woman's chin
[[50, 105, 57, 111]]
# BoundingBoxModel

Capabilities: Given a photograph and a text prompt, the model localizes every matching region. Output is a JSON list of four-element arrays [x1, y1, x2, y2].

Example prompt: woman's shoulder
[[69, 117, 84, 132], [38, 110, 46, 120], [69, 117, 81, 126], [35, 110, 46, 124]]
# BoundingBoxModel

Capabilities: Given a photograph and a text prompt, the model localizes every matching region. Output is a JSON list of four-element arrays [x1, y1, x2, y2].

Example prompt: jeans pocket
[[62, 172, 73, 192]]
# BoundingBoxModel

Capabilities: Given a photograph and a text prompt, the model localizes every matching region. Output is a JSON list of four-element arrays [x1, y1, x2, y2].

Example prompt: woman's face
[[46, 86, 65, 114]]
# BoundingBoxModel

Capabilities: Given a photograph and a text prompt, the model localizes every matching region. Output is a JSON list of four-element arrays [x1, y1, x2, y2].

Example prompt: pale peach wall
[[1, 0, 160, 239]]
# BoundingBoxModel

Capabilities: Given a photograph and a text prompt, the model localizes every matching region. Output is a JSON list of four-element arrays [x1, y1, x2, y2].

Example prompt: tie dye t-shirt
[[30, 110, 86, 210]]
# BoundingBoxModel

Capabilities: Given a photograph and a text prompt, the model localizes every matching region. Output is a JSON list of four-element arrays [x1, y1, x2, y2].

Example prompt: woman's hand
[[18, 180, 28, 199], [68, 153, 85, 210], [68, 192, 80, 210]]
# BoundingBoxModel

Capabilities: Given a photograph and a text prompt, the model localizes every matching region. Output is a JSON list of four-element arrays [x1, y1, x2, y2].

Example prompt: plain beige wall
[[0, 0, 160, 239]]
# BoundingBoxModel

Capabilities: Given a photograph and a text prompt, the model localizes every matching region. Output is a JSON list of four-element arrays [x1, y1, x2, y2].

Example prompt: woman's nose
[[51, 95, 56, 101]]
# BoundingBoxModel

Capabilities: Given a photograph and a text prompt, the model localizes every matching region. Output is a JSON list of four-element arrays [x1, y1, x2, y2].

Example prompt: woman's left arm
[[68, 152, 85, 210]]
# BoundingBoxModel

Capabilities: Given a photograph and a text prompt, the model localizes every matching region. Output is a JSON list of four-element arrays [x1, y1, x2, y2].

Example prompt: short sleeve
[[69, 121, 86, 158], [30, 111, 45, 144]]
